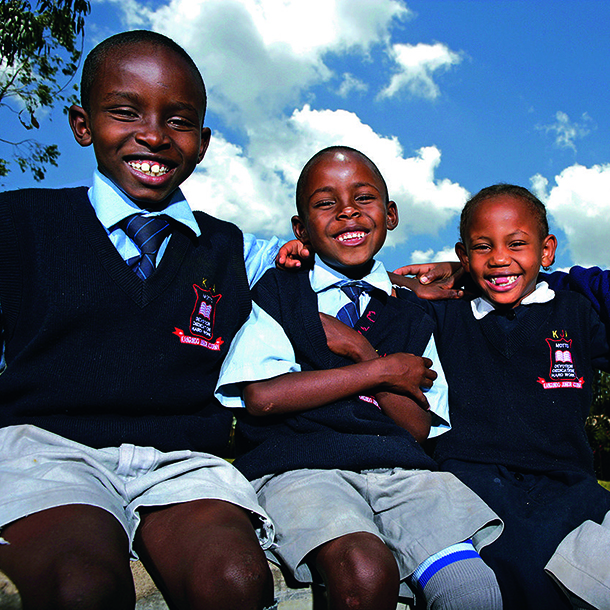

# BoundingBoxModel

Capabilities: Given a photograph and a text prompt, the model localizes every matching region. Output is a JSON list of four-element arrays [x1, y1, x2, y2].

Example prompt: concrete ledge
[[0, 561, 414, 609]]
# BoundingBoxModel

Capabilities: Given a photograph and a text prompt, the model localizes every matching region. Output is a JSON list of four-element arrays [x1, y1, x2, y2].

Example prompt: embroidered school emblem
[[172, 284, 224, 351], [537, 334, 584, 389]]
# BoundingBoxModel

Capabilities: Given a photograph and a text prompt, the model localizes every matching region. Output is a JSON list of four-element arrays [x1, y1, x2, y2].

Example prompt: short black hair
[[80, 30, 206, 117], [460, 183, 549, 244], [295, 146, 389, 218]]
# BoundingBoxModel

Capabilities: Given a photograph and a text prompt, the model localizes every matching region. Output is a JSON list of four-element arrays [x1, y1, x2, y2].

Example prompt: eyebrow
[[471, 229, 531, 241], [101, 91, 199, 114], [307, 181, 381, 201]]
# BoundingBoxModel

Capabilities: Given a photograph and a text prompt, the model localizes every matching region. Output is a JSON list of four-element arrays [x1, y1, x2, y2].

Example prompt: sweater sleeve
[[543, 267, 610, 321], [543, 267, 610, 347]]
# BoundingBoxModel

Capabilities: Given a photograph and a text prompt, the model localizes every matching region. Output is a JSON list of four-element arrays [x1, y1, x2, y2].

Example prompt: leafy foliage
[[0, 0, 90, 182], [587, 370, 610, 480]]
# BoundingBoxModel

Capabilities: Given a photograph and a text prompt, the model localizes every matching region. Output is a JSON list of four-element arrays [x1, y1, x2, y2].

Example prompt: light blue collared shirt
[[0, 172, 282, 374], [90, 170, 281, 284], [216, 258, 450, 438]]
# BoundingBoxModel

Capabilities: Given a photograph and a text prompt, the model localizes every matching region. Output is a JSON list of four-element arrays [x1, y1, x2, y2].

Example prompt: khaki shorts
[[0, 425, 274, 556], [254, 467, 502, 583]]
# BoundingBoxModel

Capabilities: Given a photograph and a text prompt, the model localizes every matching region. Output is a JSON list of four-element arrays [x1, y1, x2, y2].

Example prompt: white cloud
[[337, 73, 368, 97], [183, 105, 466, 243], [409, 247, 459, 264], [379, 42, 462, 99], [532, 164, 610, 267], [537, 111, 593, 151], [181, 132, 295, 235], [98, 0, 466, 245], [131, 0, 411, 126]]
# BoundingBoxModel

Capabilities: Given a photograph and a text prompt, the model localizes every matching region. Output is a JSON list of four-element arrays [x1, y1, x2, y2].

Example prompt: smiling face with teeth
[[455, 194, 557, 309], [292, 148, 398, 279], [69, 42, 210, 210]]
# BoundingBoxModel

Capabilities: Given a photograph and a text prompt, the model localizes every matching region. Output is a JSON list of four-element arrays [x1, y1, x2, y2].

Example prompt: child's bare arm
[[243, 348, 434, 431], [374, 390, 431, 444], [318, 313, 432, 442]]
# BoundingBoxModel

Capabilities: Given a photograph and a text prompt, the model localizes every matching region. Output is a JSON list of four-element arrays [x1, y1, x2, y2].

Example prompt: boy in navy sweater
[[0, 30, 292, 610], [216, 146, 503, 610]]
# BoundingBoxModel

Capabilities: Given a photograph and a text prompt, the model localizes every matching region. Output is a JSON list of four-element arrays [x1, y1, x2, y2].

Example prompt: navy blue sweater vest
[[0, 187, 251, 454], [233, 267, 438, 480], [430, 293, 607, 475]]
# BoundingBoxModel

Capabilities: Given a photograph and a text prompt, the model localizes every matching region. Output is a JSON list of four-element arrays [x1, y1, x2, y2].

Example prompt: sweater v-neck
[[70, 189, 192, 308]]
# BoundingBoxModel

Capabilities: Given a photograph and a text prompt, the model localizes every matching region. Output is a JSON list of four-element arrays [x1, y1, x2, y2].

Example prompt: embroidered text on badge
[[537, 333, 584, 389], [172, 284, 224, 351]]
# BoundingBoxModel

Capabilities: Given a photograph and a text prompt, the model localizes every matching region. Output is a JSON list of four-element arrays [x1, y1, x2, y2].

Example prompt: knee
[[215, 548, 273, 601], [40, 561, 135, 610], [318, 535, 399, 610], [185, 547, 273, 610], [342, 550, 399, 609]]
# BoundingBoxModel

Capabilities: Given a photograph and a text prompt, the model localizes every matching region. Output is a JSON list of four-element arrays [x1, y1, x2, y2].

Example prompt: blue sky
[[3, 0, 610, 272]]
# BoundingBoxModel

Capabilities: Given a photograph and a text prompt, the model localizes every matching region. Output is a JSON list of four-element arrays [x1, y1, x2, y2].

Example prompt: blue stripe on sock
[[416, 549, 480, 589]]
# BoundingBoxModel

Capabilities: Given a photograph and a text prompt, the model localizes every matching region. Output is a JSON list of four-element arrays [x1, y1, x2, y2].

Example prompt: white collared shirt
[[471, 281, 556, 320]]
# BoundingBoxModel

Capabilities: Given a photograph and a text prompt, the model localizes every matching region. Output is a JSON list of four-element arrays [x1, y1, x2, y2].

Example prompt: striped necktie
[[121, 214, 171, 280], [336, 284, 369, 327]]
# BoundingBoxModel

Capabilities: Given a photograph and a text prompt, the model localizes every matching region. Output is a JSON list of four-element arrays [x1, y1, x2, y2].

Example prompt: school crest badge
[[172, 284, 224, 351], [537, 333, 584, 389]]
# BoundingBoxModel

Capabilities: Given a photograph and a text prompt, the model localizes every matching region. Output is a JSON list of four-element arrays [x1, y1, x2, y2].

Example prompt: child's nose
[[135, 118, 170, 149], [489, 247, 510, 265], [336, 200, 359, 218]]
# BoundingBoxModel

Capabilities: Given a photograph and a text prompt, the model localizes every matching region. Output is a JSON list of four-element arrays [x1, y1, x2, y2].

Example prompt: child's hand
[[276, 240, 312, 269], [377, 352, 437, 410], [319, 313, 377, 362], [390, 262, 464, 300]]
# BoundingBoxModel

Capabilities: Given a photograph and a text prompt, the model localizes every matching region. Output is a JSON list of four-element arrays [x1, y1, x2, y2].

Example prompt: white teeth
[[337, 231, 366, 242], [490, 275, 518, 286], [128, 161, 169, 176]]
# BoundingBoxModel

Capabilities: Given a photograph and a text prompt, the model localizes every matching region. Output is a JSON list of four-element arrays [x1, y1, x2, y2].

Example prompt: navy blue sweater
[[233, 267, 438, 480], [0, 187, 251, 454], [428, 292, 609, 474]]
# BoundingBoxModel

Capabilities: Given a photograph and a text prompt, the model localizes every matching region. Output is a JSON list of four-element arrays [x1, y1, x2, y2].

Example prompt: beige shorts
[[545, 510, 610, 609], [0, 425, 274, 556], [254, 467, 502, 583]]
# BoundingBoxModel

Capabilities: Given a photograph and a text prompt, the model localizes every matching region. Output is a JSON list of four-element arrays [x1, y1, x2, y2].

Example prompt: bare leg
[[135, 498, 273, 610], [314, 532, 400, 610], [0, 504, 134, 610]]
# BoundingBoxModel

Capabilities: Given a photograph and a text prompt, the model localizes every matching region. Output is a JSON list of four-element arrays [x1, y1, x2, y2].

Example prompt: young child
[[0, 30, 288, 610], [216, 146, 503, 610], [415, 185, 610, 610]]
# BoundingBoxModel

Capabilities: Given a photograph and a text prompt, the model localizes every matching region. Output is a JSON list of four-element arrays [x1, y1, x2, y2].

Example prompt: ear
[[386, 200, 399, 231], [455, 242, 470, 272], [291, 215, 310, 244], [198, 127, 211, 164], [541, 234, 557, 269], [69, 105, 93, 147]]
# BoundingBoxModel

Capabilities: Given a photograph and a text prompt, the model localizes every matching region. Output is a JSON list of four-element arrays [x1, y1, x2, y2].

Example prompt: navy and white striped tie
[[121, 214, 171, 280], [336, 284, 368, 327]]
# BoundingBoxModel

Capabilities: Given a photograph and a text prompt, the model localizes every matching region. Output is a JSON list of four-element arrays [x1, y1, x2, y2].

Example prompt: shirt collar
[[310, 257, 392, 296], [471, 281, 555, 320], [89, 170, 201, 236]]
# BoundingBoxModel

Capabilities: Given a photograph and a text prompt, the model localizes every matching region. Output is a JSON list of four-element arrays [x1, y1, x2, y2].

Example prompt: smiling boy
[[0, 31, 283, 610], [216, 146, 503, 610]]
